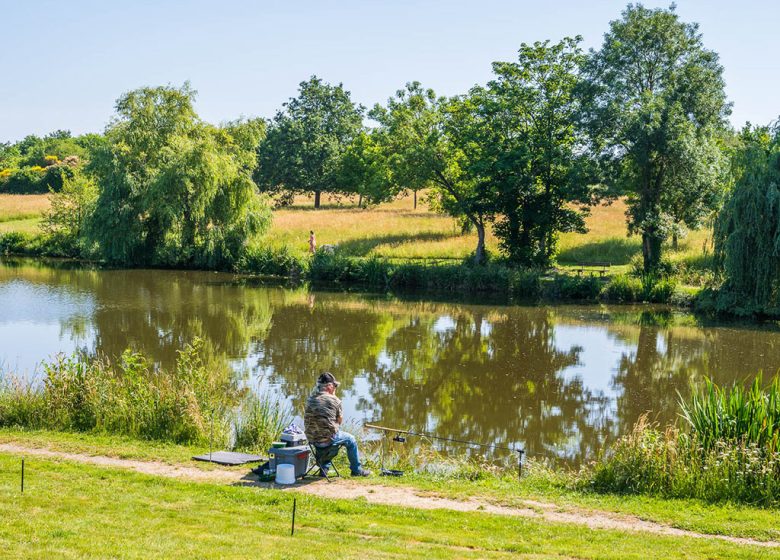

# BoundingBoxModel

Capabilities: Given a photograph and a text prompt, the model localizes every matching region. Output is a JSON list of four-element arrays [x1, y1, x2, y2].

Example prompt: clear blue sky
[[2, 0, 778, 142]]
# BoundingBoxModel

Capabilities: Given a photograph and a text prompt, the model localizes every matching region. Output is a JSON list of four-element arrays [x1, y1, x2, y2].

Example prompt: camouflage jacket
[[304, 385, 343, 444]]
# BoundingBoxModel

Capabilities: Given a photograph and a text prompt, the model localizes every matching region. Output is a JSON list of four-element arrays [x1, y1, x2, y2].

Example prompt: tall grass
[[584, 376, 780, 506], [0, 339, 290, 451], [681, 375, 780, 453]]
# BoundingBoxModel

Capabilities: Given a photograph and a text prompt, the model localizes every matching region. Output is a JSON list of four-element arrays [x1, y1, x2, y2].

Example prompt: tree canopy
[[371, 83, 495, 263], [88, 84, 271, 268], [255, 76, 364, 208], [472, 37, 600, 267], [714, 124, 780, 313], [583, 3, 729, 272]]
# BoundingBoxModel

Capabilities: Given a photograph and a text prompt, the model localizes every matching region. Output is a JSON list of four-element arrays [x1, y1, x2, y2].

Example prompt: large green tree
[[255, 76, 364, 208], [584, 4, 729, 272], [88, 84, 270, 268], [467, 37, 600, 267], [371, 83, 495, 263], [336, 131, 399, 207]]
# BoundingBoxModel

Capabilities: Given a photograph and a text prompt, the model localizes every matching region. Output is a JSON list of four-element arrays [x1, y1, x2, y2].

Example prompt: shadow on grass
[[337, 231, 459, 257], [557, 237, 640, 265]]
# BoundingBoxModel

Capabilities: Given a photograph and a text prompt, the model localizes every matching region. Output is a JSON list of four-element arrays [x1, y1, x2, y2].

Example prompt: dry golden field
[[0, 192, 710, 267]]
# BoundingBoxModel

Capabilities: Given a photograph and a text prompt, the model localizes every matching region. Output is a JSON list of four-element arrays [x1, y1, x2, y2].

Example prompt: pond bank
[[1, 430, 779, 558]]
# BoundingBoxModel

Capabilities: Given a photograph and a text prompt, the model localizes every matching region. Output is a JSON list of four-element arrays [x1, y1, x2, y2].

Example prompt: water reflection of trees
[[7, 259, 780, 465], [611, 311, 780, 434], [255, 298, 616, 462], [365, 308, 617, 463], [0, 262, 287, 370]]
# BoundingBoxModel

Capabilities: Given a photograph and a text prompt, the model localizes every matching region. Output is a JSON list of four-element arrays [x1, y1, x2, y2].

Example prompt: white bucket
[[275, 463, 296, 485]]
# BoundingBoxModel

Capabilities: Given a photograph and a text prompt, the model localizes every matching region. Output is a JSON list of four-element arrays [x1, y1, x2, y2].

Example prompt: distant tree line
[[2, 3, 778, 311]]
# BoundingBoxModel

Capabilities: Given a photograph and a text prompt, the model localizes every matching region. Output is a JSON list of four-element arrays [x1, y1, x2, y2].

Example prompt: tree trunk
[[672, 232, 678, 251], [314, 191, 321, 209], [474, 221, 486, 265], [642, 230, 663, 273], [358, 194, 363, 208], [413, 190, 417, 210]]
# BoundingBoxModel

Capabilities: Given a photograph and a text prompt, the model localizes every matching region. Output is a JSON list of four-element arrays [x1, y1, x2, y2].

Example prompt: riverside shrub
[[584, 376, 780, 506], [0, 339, 289, 450]]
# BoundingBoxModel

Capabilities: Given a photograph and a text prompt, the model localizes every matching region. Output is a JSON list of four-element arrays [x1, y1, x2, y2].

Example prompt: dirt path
[[1, 443, 777, 549]]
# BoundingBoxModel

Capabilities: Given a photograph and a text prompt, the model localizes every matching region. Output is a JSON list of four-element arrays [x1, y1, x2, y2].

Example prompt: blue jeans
[[316, 430, 362, 474]]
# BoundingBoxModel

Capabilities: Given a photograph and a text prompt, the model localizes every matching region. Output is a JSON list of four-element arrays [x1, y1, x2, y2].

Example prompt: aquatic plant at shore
[[583, 376, 780, 507], [0, 339, 290, 451]]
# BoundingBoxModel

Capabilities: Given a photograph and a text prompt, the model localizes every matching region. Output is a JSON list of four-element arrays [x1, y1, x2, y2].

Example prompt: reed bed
[[584, 376, 780, 507], [0, 339, 290, 451]]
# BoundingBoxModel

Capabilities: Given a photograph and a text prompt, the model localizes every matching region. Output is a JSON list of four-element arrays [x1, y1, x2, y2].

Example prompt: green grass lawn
[[1, 450, 776, 559], [2, 429, 780, 552]]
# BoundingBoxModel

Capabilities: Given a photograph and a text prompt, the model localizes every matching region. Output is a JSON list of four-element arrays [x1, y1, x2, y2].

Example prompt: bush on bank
[[582, 376, 780, 507], [1, 231, 690, 304], [0, 339, 290, 450]]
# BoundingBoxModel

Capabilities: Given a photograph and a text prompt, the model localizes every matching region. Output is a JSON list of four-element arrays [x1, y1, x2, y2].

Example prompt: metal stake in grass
[[291, 498, 297, 536], [209, 409, 215, 461], [21, 458, 25, 493]]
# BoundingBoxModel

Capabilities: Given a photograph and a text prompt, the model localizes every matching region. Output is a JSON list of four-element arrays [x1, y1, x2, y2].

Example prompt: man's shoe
[[351, 468, 371, 477]]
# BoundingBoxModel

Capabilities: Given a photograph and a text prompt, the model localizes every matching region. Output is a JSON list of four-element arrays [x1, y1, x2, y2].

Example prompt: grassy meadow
[[0, 192, 714, 282], [0, 194, 49, 234], [1, 432, 779, 559]]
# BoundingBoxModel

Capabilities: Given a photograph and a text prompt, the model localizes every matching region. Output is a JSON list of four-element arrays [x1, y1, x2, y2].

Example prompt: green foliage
[[237, 244, 309, 277], [482, 37, 601, 267], [335, 131, 398, 206], [0, 130, 89, 194], [0, 340, 288, 449], [307, 252, 514, 293], [41, 174, 98, 257], [255, 76, 364, 208], [584, 4, 729, 272], [585, 376, 780, 506], [0, 231, 52, 256], [0, 166, 48, 194], [601, 274, 643, 302], [232, 391, 292, 452], [681, 375, 780, 453], [602, 274, 677, 303], [88, 84, 271, 268], [549, 274, 603, 300], [509, 269, 543, 299], [585, 418, 780, 506], [371, 83, 494, 264], [713, 124, 780, 313]]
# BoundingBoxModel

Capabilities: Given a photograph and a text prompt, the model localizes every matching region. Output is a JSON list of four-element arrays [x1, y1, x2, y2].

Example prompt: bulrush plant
[[585, 376, 780, 506], [681, 375, 780, 453], [0, 339, 289, 451]]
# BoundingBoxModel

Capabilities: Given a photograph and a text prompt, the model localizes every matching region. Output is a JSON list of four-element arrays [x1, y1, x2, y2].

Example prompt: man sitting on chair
[[304, 372, 371, 477]]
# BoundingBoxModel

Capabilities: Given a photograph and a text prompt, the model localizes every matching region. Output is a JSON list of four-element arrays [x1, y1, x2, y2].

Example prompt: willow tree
[[714, 125, 780, 311], [584, 4, 729, 272], [88, 84, 271, 268]]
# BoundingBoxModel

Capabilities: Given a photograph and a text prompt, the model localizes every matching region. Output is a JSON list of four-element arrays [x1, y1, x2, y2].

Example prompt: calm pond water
[[2, 258, 780, 465]]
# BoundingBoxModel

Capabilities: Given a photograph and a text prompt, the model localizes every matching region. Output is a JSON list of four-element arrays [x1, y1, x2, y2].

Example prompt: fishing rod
[[363, 423, 525, 480]]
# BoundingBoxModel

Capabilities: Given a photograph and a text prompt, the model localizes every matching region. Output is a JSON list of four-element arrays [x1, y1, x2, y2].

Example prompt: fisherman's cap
[[317, 372, 340, 387]]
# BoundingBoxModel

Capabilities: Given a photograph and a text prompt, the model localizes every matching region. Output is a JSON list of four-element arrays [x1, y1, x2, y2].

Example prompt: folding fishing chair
[[304, 442, 341, 482]]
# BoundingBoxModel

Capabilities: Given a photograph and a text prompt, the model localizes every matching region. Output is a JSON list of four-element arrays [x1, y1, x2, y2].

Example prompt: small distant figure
[[309, 230, 316, 254]]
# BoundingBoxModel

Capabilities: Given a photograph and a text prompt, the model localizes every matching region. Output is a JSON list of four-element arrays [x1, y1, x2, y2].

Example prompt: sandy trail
[[1, 442, 777, 549]]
